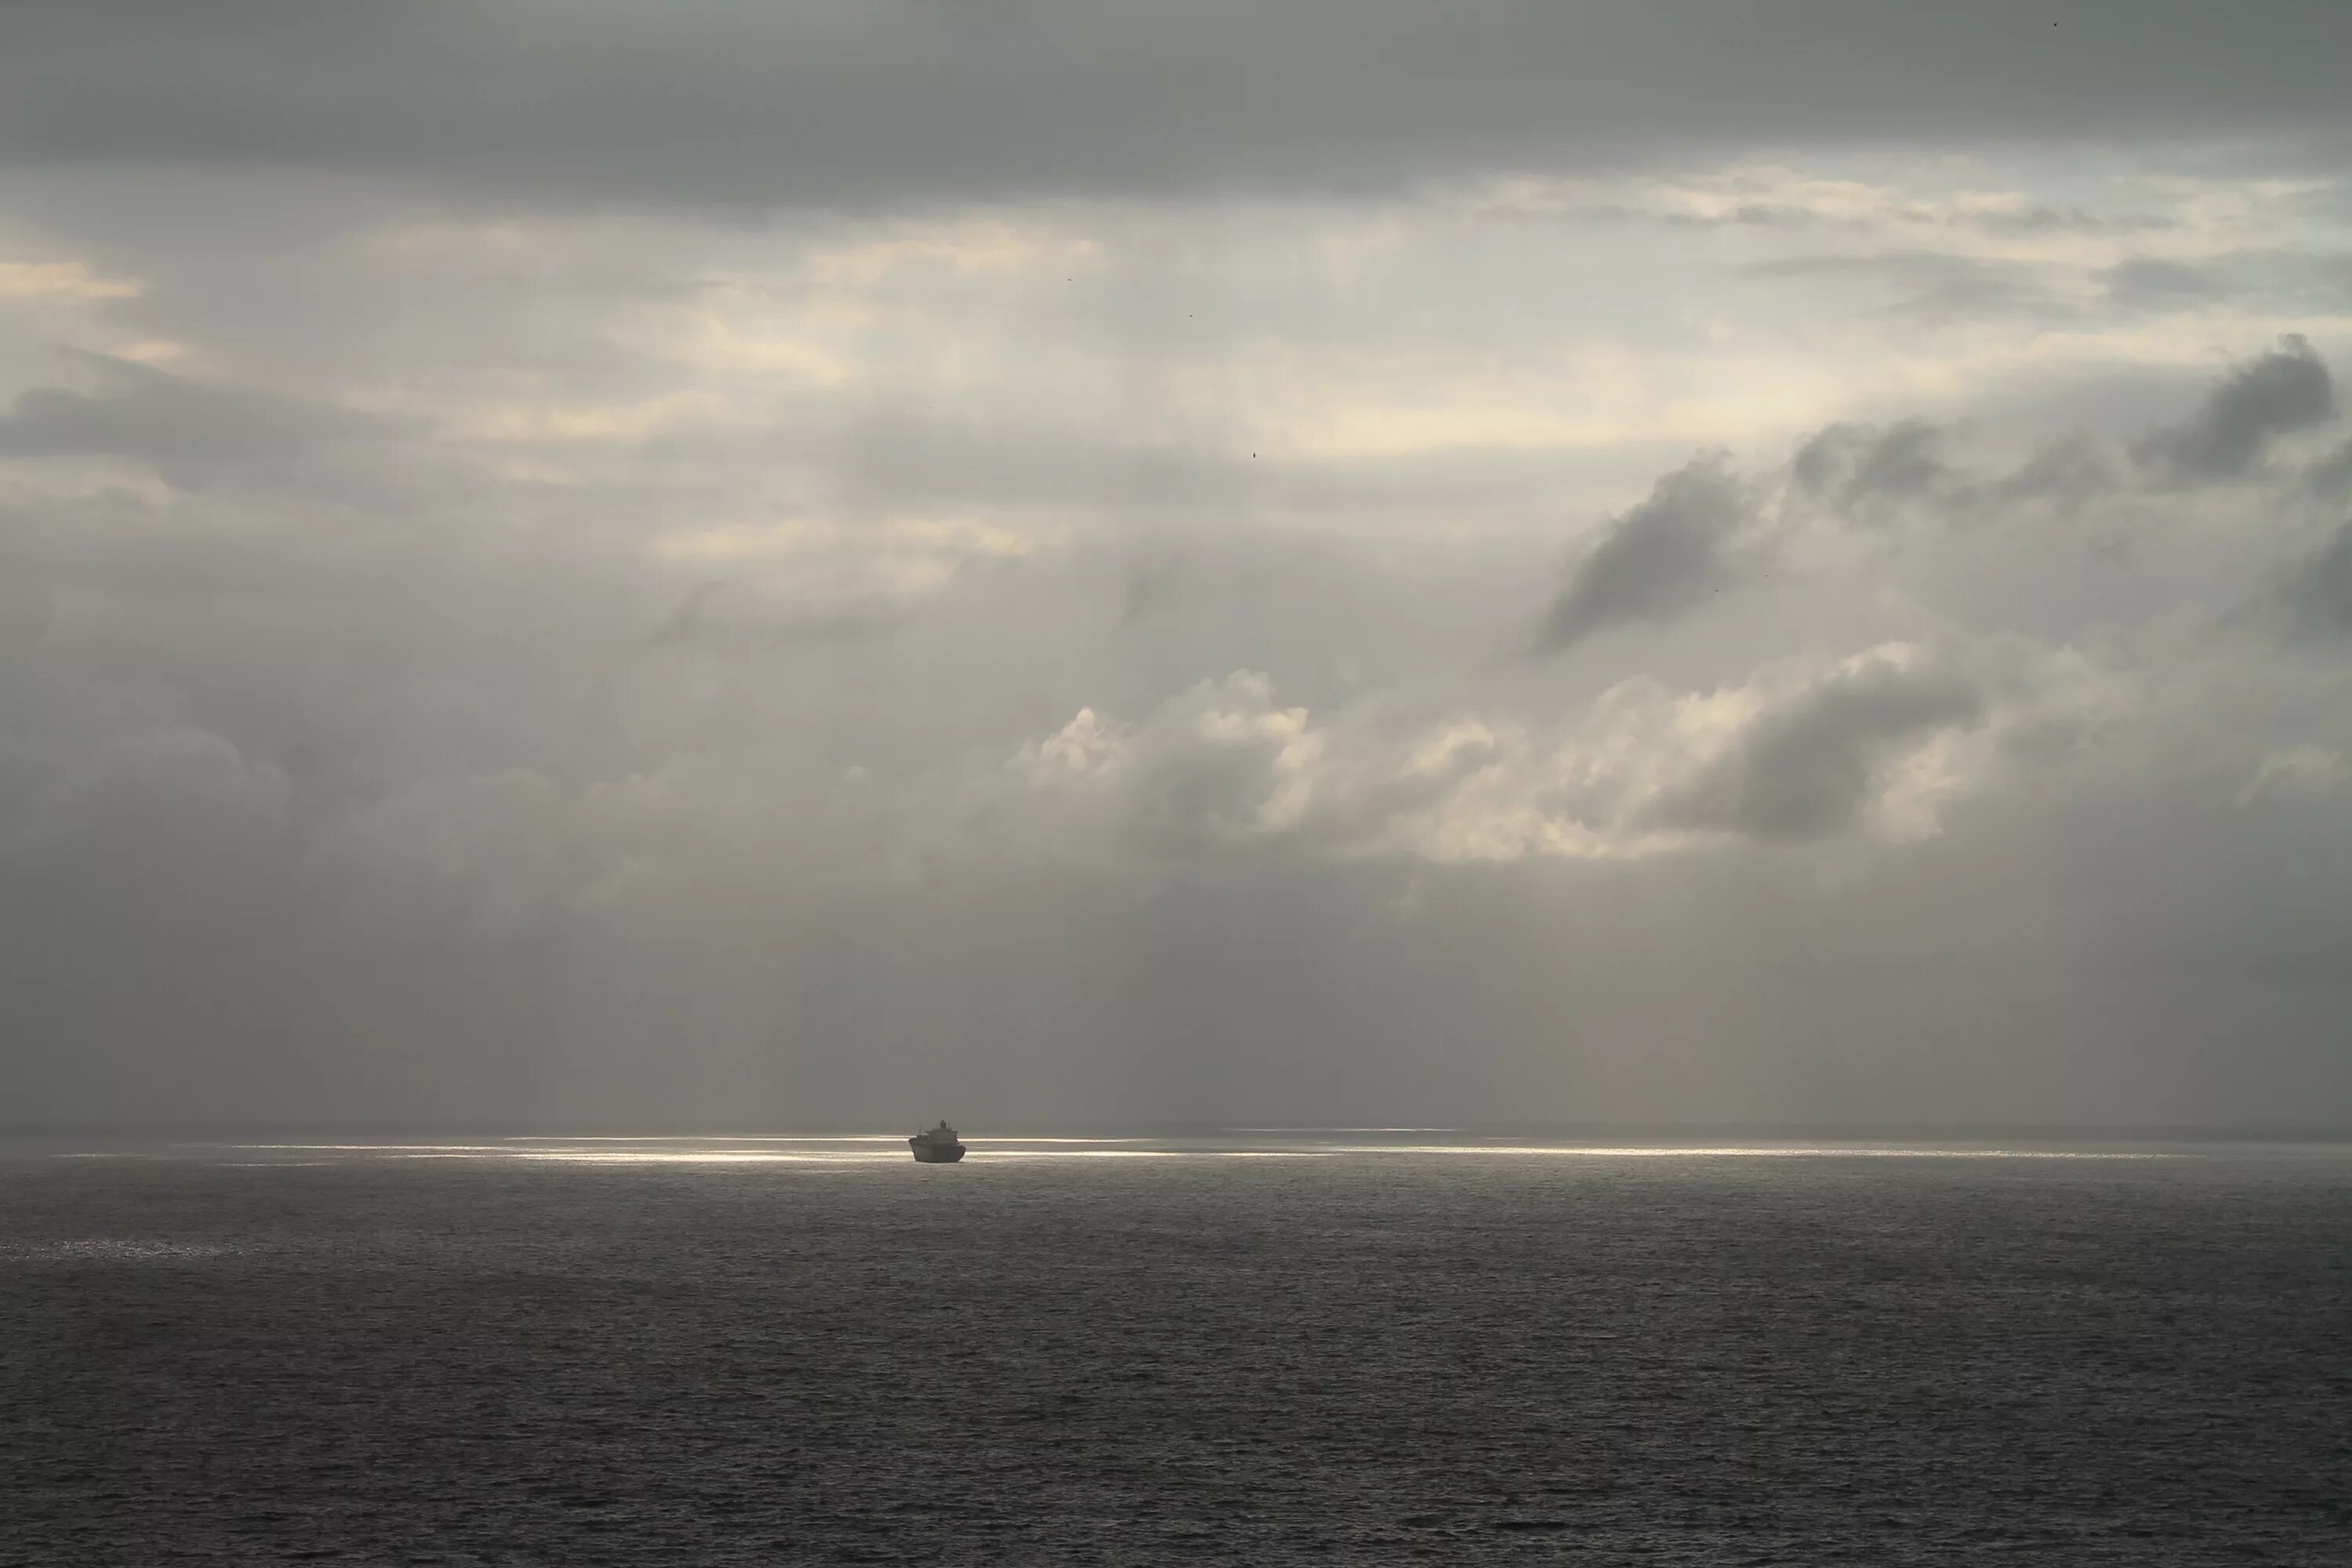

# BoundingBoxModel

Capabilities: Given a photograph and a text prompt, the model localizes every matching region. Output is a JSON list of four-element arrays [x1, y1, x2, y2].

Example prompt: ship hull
[[909, 1142, 965, 1163]]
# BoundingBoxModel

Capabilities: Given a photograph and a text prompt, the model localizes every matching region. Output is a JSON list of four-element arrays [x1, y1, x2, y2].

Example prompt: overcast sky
[[4, 3, 2351, 1129]]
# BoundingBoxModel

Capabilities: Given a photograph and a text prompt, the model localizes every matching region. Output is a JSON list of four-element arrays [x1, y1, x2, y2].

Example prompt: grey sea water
[[5, 1131, 2350, 1566]]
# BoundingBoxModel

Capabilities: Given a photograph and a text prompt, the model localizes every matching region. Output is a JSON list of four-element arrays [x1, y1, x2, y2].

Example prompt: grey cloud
[[2100, 250, 2352, 316], [1497, 198, 2162, 238], [1791, 420, 1952, 517], [1746, 255, 1999, 285], [648, 583, 729, 647], [648, 581, 909, 653], [2307, 437, 2352, 501], [982, 675, 1313, 867], [1793, 423, 2123, 530], [1533, 456, 1750, 658], [1982, 433, 2118, 514], [1653, 656, 1987, 841], [814, 416, 1260, 516], [1508, 201, 1826, 231], [1744, 253, 2068, 326], [711, 407, 1576, 524], [1581, 204, 2164, 241], [0, 575, 53, 663], [2133, 336, 2339, 481], [1968, 204, 2170, 238], [1122, 555, 1183, 626], [2282, 519, 2352, 641], [0, 352, 380, 491], [1772, 342, 2349, 550], [3, 4, 2348, 216], [2101, 256, 2240, 312]]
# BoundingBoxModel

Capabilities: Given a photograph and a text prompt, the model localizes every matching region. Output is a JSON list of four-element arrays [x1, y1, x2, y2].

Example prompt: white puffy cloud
[[998, 636, 2117, 870]]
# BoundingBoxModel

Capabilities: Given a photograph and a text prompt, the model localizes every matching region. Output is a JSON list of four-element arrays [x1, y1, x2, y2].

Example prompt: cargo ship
[[909, 1120, 966, 1163]]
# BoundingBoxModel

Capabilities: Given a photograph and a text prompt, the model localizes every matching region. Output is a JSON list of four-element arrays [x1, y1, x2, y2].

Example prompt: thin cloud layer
[[5, 4, 2350, 214]]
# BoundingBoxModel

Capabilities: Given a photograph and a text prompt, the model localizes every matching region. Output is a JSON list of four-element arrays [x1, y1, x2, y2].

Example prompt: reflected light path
[[20, 1133, 2241, 1166]]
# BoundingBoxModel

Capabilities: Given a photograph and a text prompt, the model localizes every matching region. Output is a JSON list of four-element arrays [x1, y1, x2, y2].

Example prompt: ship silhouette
[[908, 1120, 966, 1163]]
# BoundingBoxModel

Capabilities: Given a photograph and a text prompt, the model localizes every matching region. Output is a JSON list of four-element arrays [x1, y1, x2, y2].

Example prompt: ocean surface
[[5, 1130, 2350, 1566]]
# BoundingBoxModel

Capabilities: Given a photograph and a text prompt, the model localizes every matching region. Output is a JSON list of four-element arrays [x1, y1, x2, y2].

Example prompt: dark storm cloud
[[0, 353, 381, 491], [1653, 657, 1987, 842], [1532, 456, 1750, 659], [2132, 336, 2339, 481], [2, 3, 2348, 213]]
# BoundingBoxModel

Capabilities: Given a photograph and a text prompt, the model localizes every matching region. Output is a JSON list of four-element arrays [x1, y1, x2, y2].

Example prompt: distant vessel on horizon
[[909, 1121, 966, 1163]]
